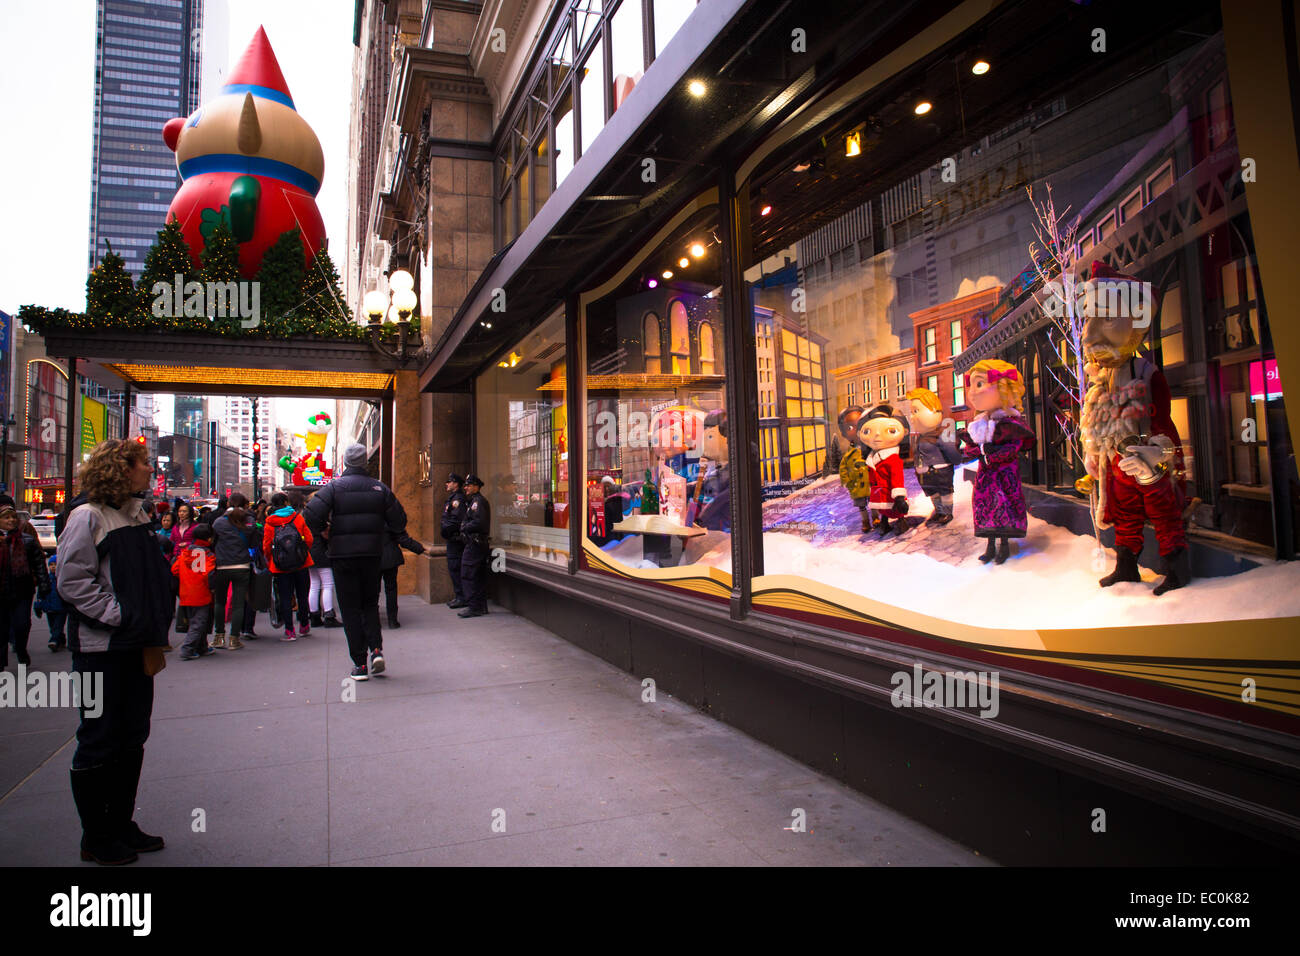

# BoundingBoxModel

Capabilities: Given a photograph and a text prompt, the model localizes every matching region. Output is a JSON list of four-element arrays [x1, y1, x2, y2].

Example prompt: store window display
[[583, 201, 729, 577], [474, 309, 568, 565], [744, 9, 1300, 659]]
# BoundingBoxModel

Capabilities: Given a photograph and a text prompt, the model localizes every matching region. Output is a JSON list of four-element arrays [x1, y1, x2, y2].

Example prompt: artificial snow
[[602, 465, 1300, 630]]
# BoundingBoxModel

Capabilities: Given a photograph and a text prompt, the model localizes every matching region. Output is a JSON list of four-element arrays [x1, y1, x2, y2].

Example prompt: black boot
[[323, 613, 342, 627], [387, 612, 401, 629], [978, 539, 997, 563], [994, 538, 1011, 564], [70, 766, 137, 865], [1100, 547, 1141, 587], [310, 611, 323, 627], [1153, 547, 1192, 596], [447, 599, 467, 609], [113, 749, 164, 853]]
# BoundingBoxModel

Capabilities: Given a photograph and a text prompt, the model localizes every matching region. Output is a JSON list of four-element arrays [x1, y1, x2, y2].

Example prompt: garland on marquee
[[19, 224, 419, 343]]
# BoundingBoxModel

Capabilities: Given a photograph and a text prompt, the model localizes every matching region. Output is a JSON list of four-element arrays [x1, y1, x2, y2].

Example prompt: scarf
[[0, 528, 29, 581]]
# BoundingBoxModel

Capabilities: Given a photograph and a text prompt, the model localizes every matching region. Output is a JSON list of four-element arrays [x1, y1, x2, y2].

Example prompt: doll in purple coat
[[956, 358, 1036, 565]]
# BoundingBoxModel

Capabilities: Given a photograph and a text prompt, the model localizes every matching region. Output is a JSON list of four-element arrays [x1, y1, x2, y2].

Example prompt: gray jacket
[[57, 497, 173, 653]]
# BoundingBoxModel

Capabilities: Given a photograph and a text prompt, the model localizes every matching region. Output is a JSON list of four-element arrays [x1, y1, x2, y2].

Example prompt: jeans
[[308, 566, 335, 615], [71, 648, 154, 769], [47, 610, 68, 645], [1, 594, 35, 663], [181, 603, 213, 656], [274, 568, 311, 629], [332, 557, 382, 666], [209, 567, 249, 635]]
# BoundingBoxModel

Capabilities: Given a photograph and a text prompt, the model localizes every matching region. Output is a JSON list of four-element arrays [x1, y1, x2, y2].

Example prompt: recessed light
[[662, 270, 673, 279], [793, 161, 811, 173], [845, 131, 862, 157], [690, 243, 705, 258], [760, 205, 772, 216], [647, 278, 658, 288], [971, 60, 990, 76], [678, 257, 690, 268], [688, 80, 706, 97], [914, 101, 933, 115]]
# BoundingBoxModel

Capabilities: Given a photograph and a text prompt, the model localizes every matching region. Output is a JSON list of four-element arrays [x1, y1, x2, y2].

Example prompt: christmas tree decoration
[[299, 241, 352, 328], [137, 217, 198, 320], [197, 217, 243, 333], [161, 26, 327, 277], [85, 243, 141, 323], [255, 228, 307, 334]]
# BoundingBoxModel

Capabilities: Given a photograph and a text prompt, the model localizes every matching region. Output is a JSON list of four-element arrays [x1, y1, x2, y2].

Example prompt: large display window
[[737, 1, 1299, 720], [580, 194, 731, 592], [474, 308, 569, 566]]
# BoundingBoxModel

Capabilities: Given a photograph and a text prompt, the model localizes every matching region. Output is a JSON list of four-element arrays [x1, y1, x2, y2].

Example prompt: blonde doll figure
[[956, 359, 1036, 564]]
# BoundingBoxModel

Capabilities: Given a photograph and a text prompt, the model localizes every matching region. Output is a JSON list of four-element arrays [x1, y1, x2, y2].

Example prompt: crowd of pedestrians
[[1, 435, 506, 866]]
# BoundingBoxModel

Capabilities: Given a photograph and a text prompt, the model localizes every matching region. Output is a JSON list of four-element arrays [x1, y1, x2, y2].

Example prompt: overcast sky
[[0, 0, 355, 316]]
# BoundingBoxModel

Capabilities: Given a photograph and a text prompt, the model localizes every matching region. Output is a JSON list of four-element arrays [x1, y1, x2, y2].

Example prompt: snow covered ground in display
[[602, 465, 1300, 630]]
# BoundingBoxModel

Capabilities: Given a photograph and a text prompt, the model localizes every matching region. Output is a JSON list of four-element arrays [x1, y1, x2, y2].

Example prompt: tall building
[[87, 0, 205, 277], [214, 396, 276, 491]]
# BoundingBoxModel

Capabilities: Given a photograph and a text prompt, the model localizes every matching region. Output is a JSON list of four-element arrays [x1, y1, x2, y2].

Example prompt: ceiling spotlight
[[845, 131, 862, 158], [647, 278, 658, 289], [687, 79, 706, 97], [678, 257, 690, 268], [760, 204, 772, 216], [662, 270, 673, 279], [689, 243, 705, 258], [971, 59, 990, 76], [792, 161, 811, 173], [914, 101, 933, 116]]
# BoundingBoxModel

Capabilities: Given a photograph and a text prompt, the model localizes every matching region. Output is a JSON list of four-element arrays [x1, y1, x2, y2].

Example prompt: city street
[[0, 596, 985, 867]]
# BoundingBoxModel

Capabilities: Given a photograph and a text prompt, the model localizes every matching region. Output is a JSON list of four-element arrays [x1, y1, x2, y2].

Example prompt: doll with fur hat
[[857, 404, 911, 537], [956, 359, 1036, 564]]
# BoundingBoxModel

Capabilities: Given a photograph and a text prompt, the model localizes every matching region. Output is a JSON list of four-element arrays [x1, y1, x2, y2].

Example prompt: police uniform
[[440, 474, 468, 606], [458, 476, 491, 617]]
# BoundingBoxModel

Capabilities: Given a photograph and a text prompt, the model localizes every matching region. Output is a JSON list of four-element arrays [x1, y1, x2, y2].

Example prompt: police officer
[[441, 474, 468, 608], [458, 474, 491, 618]]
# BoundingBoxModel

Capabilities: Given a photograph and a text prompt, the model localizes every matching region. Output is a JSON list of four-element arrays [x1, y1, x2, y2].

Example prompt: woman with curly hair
[[58, 439, 174, 865]]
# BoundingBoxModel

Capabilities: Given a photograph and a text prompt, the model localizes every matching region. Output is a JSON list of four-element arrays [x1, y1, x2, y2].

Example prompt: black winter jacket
[[308, 525, 331, 568], [303, 467, 407, 560], [380, 530, 425, 570], [211, 514, 255, 567], [440, 490, 466, 539]]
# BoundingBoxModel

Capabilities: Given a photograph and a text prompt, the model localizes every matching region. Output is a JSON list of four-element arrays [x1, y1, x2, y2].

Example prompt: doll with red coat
[[957, 359, 1036, 564], [856, 405, 911, 537]]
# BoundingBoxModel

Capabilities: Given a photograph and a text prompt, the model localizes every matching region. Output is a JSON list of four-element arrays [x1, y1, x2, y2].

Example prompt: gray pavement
[[1, 597, 990, 866]]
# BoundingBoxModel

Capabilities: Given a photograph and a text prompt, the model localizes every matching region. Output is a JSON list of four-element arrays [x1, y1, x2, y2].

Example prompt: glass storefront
[[737, 2, 1300, 673], [582, 200, 729, 578], [474, 308, 569, 565]]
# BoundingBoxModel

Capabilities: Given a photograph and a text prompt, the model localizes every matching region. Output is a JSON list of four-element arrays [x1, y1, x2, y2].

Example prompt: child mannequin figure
[[856, 405, 911, 537], [903, 387, 961, 526], [957, 359, 1036, 564]]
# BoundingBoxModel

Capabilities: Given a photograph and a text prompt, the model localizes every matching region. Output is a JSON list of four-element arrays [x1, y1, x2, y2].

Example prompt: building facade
[[88, 0, 206, 277], [349, 0, 1300, 862]]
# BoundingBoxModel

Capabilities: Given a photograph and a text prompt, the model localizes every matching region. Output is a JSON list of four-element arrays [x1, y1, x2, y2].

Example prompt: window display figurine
[[1074, 261, 1189, 596], [957, 359, 1035, 564], [903, 387, 960, 526], [838, 406, 874, 534], [693, 409, 730, 532], [857, 405, 911, 537], [826, 405, 864, 477]]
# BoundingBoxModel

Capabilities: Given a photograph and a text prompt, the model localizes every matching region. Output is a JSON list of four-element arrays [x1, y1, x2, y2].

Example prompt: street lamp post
[[363, 269, 421, 364]]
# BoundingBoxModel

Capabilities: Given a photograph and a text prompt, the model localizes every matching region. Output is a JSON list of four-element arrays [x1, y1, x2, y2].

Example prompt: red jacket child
[[171, 540, 215, 606]]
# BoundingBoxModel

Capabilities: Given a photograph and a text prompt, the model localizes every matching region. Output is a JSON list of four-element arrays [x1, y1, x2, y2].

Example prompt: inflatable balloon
[[161, 26, 326, 277]]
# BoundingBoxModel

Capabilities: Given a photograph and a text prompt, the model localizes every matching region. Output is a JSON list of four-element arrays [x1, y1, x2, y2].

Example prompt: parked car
[[29, 514, 58, 553]]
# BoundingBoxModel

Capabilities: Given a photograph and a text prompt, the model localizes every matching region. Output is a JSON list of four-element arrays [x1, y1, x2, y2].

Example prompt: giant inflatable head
[[162, 27, 326, 277]]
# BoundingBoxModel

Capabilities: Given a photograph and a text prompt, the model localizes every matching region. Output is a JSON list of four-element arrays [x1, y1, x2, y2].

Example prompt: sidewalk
[[0, 597, 989, 866]]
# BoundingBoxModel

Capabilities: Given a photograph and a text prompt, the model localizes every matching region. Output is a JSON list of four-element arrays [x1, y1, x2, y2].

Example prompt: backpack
[[270, 518, 308, 571]]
